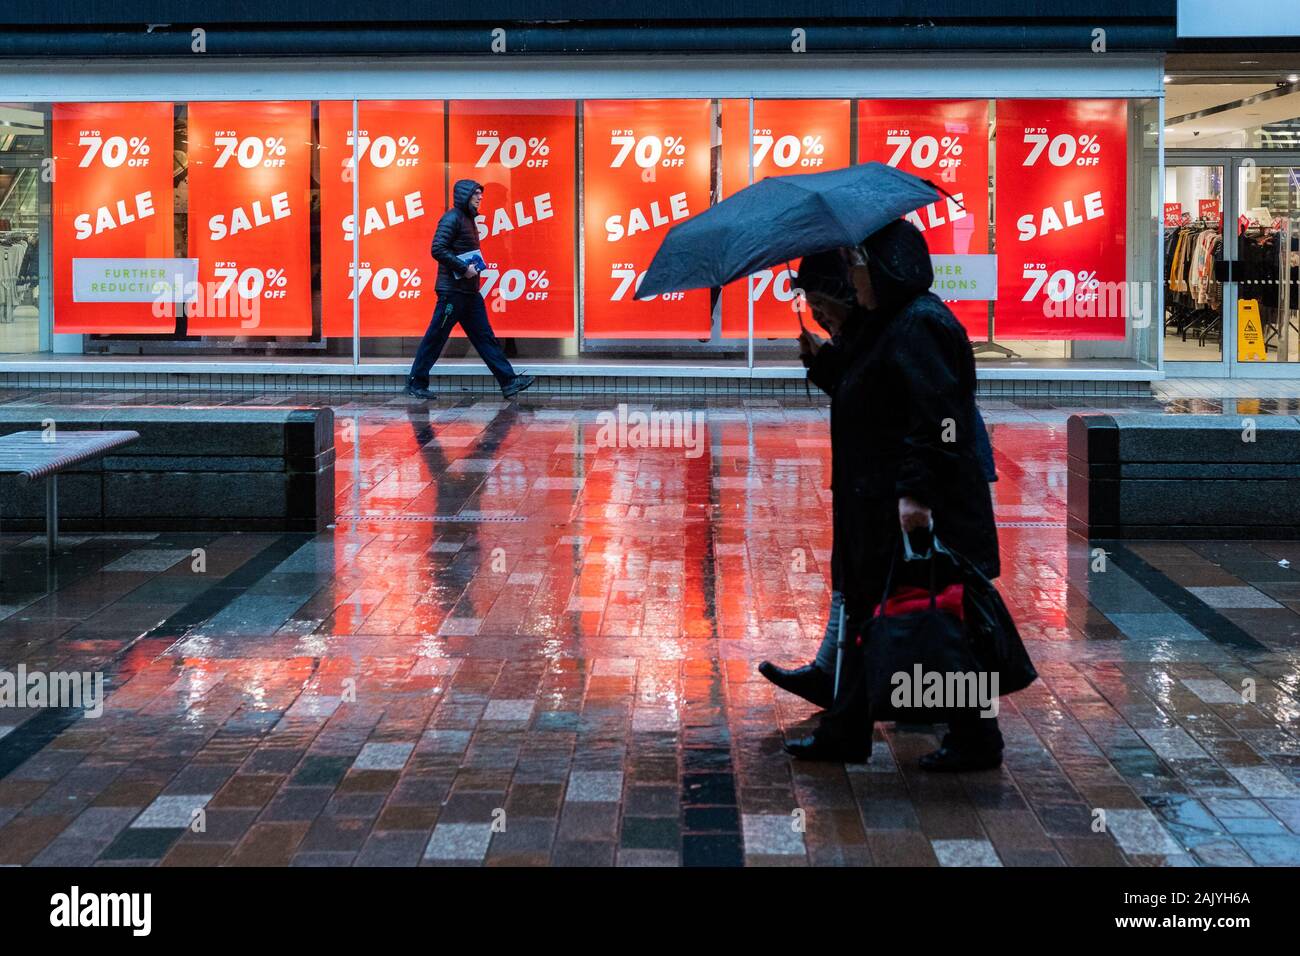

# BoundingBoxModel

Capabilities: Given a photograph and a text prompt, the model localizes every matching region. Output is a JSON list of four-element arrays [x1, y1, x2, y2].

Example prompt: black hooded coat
[[430, 178, 484, 295], [805, 220, 999, 627]]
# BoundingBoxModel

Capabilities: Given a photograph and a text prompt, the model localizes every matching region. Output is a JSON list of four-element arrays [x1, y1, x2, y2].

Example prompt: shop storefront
[[0, 7, 1178, 386], [1159, 2, 1300, 376]]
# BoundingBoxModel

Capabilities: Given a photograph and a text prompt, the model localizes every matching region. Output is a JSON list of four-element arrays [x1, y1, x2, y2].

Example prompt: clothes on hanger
[[0, 232, 32, 324], [1164, 220, 1224, 347]]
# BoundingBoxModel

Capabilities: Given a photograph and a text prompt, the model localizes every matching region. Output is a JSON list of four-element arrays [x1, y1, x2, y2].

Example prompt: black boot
[[917, 745, 1002, 772], [758, 661, 833, 710], [783, 731, 870, 763], [919, 719, 1004, 772], [405, 381, 436, 400]]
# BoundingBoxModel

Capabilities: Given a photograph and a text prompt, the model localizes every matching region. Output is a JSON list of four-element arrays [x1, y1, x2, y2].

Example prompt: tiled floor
[[0, 386, 1298, 867]]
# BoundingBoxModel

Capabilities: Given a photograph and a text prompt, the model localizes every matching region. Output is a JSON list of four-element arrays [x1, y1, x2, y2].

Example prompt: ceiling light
[[1240, 60, 1259, 65], [1289, 74, 1300, 83], [1163, 75, 1172, 83]]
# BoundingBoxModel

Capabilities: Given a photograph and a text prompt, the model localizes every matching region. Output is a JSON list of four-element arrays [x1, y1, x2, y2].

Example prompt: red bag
[[861, 583, 964, 645]]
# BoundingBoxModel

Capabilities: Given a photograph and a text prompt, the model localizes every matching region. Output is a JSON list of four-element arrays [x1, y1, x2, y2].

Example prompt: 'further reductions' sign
[[187, 101, 312, 335], [994, 99, 1128, 340], [319, 100, 445, 338], [450, 100, 575, 337], [859, 99, 991, 340], [583, 99, 711, 338], [720, 99, 850, 339], [53, 102, 176, 333]]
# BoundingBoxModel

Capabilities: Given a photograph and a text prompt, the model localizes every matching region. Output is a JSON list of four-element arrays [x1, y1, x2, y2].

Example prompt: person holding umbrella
[[779, 220, 1002, 768], [759, 248, 999, 716], [756, 249, 856, 710], [635, 164, 1004, 770]]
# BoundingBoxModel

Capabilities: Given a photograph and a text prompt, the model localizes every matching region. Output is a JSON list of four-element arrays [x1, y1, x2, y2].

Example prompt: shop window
[[25, 93, 1160, 372]]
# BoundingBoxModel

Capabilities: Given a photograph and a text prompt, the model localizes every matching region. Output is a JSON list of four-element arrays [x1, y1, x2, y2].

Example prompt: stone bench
[[0, 406, 334, 533], [1067, 412, 1300, 539]]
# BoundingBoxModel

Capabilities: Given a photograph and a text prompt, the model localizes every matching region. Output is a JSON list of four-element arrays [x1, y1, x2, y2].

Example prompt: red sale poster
[[319, 100, 445, 338], [994, 99, 1128, 340], [186, 101, 312, 335], [719, 99, 850, 339], [449, 100, 575, 337], [52, 102, 176, 333], [858, 99, 990, 340], [582, 99, 711, 338]]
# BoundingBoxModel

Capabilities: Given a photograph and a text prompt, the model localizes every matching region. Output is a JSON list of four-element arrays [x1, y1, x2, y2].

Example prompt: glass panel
[[1236, 164, 1300, 364], [983, 97, 1161, 370], [1164, 165, 1225, 361], [736, 98, 852, 366], [0, 103, 45, 355], [55, 100, 348, 359], [360, 99, 582, 368], [582, 98, 714, 346]]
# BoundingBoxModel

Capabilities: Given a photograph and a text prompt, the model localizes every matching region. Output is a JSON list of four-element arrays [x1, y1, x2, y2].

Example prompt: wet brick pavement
[[1, 388, 1298, 867]]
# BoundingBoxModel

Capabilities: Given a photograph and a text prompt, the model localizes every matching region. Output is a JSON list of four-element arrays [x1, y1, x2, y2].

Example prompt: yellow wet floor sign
[[1238, 299, 1266, 362]]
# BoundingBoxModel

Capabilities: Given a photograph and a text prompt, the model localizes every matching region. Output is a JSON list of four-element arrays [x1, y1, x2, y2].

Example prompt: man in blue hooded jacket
[[406, 178, 535, 400]]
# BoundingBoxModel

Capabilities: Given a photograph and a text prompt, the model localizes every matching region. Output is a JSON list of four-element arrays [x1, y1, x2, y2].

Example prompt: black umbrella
[[635, 162, 940, 299]]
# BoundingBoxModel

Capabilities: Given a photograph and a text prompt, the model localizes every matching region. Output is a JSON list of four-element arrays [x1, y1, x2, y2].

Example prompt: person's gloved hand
[[798, 326, 824, 360], [899, 496, 932, 534]]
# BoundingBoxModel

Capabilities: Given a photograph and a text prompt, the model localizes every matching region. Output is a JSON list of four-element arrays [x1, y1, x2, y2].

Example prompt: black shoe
[[918, 745, 1003, 773], [502, 374, 535, 399], [405, 383, 436, 400], [783, 733, 870, 764], [758, 661, 834, 710]]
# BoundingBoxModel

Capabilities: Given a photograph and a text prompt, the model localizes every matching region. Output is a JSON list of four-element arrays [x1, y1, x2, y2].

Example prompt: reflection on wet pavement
[[0, 389, 1297, 867]]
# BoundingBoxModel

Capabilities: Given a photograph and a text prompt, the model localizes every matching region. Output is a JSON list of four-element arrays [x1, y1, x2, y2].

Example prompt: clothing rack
[[1164, 219, 1224, 348], [0, 230, 35, 325]]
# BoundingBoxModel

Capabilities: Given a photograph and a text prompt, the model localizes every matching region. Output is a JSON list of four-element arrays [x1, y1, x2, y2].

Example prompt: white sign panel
[[930, 254, 997, 301], [73, 258, 198, 303]]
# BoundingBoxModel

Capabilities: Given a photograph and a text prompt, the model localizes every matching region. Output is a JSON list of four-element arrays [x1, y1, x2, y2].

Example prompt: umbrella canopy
[[635, 162, 940, 299]]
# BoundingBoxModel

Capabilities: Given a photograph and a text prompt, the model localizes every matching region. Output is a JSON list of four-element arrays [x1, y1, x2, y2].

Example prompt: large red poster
[[52, 102, 176, 333], [582, 100, 711, 338], [994, 99, 1128, 340], [449, 100, 575, 337], [319, 100, 445, 338], [186, 101, 312, 335], [858, 99, 990, 340], [720, 99, 851, 339]]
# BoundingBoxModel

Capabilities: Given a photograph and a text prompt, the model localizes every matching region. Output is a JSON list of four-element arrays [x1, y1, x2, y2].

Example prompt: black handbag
[[944, 545, 1038, 696], [861, 543, 989, 724]]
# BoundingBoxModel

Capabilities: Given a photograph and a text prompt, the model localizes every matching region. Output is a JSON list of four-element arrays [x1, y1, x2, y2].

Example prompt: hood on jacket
[[453, 178, 483, 213], [859, 219, 934, 315], [795, 248, 856, 308]]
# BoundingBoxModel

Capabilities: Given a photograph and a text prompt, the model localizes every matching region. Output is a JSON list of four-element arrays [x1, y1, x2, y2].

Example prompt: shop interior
[[1165, 58, 1300, 369]]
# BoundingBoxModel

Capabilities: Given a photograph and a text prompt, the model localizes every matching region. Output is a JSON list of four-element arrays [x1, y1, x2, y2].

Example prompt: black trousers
[[408, 291, 516, 389]]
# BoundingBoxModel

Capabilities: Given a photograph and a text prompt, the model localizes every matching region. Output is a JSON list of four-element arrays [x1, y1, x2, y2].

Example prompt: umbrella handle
[[925, 178, 967, 214], [787, 260, 809, 334]]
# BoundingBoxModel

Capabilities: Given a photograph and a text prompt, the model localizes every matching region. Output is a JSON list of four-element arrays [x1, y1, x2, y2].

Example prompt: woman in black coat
[[758, 245, 998, 712], [783, 220, 1003, 769]]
